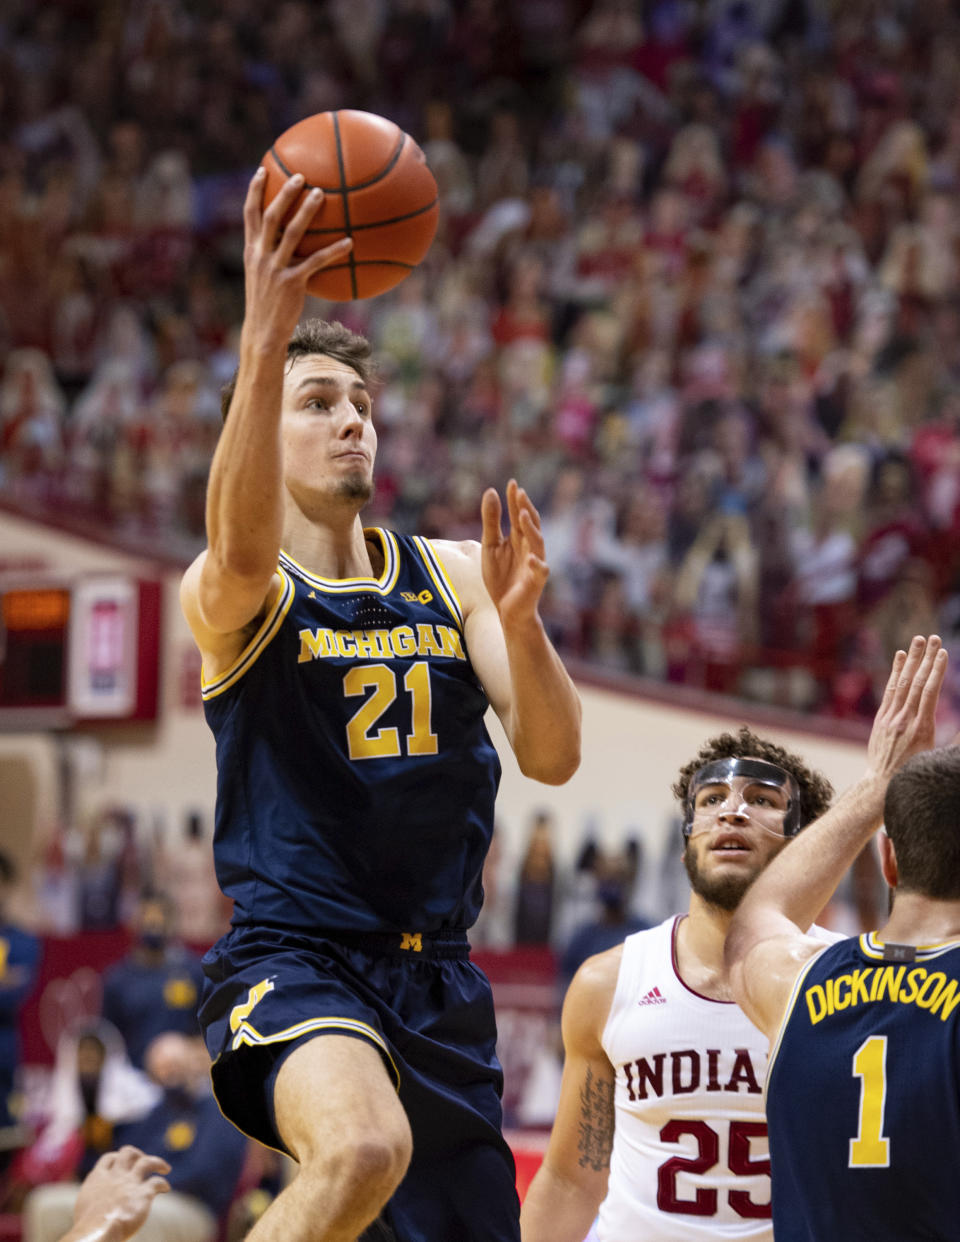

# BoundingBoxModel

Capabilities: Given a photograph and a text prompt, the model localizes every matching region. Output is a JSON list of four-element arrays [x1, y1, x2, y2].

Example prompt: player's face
[[281, 354, 377, 507], [682, 775, 791, 912]]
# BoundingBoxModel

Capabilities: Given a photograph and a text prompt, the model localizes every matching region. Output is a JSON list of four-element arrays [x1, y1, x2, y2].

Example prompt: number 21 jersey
[[201, 529, 501, 936]]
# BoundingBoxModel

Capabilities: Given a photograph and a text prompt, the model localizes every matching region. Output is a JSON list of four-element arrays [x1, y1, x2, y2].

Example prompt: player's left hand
[[480, 480, 549, 624], [71, 1146, 171, 1242]]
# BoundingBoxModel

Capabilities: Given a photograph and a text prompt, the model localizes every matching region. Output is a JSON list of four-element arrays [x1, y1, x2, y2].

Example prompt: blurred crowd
[[0, 860, 268, 1242], [4, 0, 960, 723], [26, 796, 662, 954]]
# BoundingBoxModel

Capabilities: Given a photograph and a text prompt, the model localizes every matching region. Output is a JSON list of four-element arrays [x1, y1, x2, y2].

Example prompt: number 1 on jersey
[[849, 1035, 890, 1167], [403, 661, 438, 755]]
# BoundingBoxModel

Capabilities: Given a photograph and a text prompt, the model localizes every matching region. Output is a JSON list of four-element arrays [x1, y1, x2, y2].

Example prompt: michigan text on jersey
[[805, 964, 960, 1024], [298, 624, 467, 663]]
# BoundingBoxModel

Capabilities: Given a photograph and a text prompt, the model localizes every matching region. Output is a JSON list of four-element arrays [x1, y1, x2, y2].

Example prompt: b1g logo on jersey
[[401, 590, 433, 604]]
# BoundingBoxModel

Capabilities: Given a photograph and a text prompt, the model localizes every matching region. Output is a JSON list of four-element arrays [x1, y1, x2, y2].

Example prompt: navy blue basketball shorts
[[199, 925, 520, 1242]]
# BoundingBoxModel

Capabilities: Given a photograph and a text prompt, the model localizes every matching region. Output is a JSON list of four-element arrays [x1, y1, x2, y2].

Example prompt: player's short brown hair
[[220, 319, 374, 422], [672, 725, 834, 828], [884, 747, 960, 899]]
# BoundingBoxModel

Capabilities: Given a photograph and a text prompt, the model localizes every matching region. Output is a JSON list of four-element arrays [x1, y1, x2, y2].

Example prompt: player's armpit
[[429, 535, 580, 783], [730, 933, 826, 1043], [180, 552, 282, 676], [424, 538, 517, 729]]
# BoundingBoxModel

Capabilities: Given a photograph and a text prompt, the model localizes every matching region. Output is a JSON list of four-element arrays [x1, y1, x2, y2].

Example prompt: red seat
[[0, 1213, 22, 1242]]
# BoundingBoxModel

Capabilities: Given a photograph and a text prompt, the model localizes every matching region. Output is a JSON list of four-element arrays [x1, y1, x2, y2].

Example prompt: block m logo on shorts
[[229, 978, 275, 1033]]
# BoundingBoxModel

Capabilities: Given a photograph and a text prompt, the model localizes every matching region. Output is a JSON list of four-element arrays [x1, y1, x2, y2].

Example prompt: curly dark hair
[[671, 725, 834, 828], [220, 318, 375, 422]]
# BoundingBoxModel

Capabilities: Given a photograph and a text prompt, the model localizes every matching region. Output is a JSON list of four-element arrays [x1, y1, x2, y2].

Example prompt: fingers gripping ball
[[261, 110, 439, 301]]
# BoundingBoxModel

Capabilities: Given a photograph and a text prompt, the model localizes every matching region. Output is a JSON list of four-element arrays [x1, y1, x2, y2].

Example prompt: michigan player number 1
[[849, 1035, 890, 1167], [344, 662, 438, 760]]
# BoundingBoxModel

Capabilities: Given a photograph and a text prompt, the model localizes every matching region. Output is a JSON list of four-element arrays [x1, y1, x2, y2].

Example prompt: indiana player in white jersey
[[521, 730, 841, 1242]]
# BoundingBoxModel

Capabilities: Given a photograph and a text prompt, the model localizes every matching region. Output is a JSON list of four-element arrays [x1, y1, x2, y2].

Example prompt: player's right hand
[[866, 635, 948, 780], [71, 1145, 171, 1242], [241, 168, 353, 352]]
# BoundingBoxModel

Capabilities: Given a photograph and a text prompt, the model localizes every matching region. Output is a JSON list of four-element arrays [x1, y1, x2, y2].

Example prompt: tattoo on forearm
[[577, 1066, 615, 1171]]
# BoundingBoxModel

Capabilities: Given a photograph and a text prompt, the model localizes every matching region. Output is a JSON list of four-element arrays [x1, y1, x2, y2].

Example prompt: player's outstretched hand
[[65, 1146, 171, 1242], [242, 168, 353, 352], [480, 480, 549, 625], [867, 635, 948, 781]]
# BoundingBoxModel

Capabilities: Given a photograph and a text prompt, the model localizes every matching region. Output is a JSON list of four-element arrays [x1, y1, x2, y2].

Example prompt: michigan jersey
[[201, 529, 501, 934], [765, 934, 960, 1241]]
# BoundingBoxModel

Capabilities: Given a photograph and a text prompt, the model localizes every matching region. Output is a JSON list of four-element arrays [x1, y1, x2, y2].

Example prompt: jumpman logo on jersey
[[638, 986, 667, 1006]]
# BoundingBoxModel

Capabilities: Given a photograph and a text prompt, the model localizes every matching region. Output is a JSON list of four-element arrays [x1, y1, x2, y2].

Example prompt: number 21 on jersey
[[344, 661, 438, 760]]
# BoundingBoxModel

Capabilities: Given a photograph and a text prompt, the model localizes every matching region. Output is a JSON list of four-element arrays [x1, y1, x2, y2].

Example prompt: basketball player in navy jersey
[[179, 170, 581, 1242], [726, 635, 956, 1241]]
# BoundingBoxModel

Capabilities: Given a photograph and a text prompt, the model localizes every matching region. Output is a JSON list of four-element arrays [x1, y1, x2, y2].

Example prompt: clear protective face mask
[[682, 757, 802, 841]]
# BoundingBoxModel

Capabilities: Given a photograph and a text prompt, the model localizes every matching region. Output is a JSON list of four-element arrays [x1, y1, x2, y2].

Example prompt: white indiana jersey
[[597, 915, 840, 1242]]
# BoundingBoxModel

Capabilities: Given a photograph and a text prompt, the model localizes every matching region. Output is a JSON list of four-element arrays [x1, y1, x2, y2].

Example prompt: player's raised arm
[[433, 480, 580, 784], [182, 168, 353, 647], [725, 634, 949, 1039], [520, 951, 618, 1242]]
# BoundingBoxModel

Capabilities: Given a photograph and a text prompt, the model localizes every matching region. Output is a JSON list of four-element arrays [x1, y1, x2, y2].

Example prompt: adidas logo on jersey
[[638, 986, 667, 1006]]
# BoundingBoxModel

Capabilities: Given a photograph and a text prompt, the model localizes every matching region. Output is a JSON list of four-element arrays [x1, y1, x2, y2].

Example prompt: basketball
[[260, 110, 439, 301]]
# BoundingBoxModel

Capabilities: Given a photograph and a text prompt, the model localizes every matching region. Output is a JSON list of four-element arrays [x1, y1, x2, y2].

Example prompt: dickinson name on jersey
[[802, 962, 960, 1024]]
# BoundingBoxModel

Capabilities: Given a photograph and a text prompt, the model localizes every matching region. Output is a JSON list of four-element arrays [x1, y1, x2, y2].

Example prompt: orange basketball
[[260, 110, 439, 301]]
